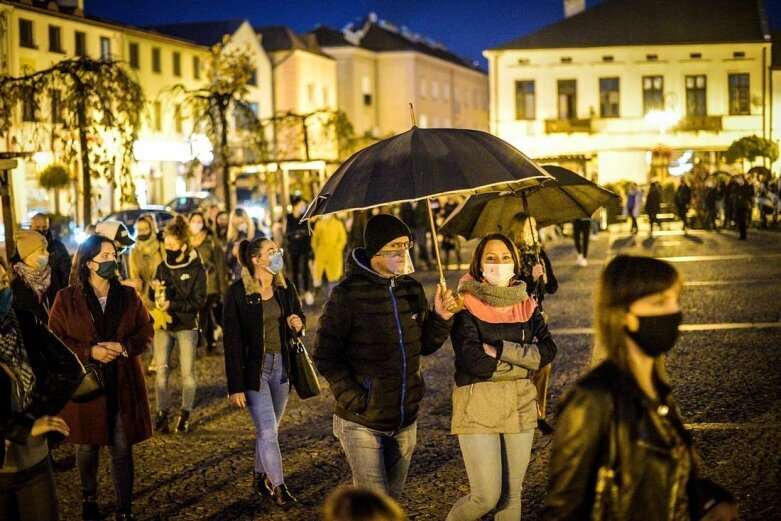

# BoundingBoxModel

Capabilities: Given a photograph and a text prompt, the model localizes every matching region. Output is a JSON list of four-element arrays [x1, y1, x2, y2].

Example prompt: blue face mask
[[266, 251, 284, 275], [0, 287, 13, 319]]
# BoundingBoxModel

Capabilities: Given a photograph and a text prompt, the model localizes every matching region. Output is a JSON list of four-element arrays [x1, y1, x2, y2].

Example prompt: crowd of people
[[623, 172, 781, 240], [0, 198, 740, 521]]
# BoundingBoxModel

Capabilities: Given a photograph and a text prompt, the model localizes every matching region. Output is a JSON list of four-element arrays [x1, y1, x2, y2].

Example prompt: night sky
[[88, 0, 781, 69]]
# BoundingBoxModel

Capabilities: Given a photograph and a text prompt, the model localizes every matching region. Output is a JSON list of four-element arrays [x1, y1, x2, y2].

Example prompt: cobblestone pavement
[[54, 224, 781, 520]]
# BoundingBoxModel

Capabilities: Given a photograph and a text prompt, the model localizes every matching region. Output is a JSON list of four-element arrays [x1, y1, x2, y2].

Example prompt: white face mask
[[482, 263, 515, 287]]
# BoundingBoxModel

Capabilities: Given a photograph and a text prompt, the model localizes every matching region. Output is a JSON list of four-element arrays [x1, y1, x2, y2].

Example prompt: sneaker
[[303, 291, 315, 306], [154, 411, 170, 435], [576, 254, 584, 266], [580, 257, 588, 267], [174, 410, 190, 433]]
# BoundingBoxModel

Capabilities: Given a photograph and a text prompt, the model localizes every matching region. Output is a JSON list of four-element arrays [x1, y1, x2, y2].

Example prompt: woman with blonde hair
[[544, 255, 736, 521], [149, 215, 207, 434]]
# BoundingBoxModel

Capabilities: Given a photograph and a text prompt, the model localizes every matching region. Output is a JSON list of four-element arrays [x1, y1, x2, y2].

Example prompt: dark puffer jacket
[[150, 249, 207, 331], [313, 249, 453, 431]]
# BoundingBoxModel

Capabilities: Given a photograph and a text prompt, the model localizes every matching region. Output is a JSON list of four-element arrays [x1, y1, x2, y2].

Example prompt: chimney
[[564, 0, 586, 17], [55, 0, 85, 12]]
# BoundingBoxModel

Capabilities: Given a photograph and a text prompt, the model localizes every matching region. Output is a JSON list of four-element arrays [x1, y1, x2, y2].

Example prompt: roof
[[148, 20, 246, 47], [314, 17, 484, 73], [3, 0, 209, 48], [254, 25, 332, 58], [490, 0, 770, 51]]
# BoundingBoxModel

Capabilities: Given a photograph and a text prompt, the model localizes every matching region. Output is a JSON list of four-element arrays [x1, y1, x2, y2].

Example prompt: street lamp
[[645, 108, 681, 136]]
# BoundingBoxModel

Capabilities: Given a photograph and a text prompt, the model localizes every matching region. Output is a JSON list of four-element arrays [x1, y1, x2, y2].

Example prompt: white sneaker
[[576, 254, 584, 266], [304, 291, 315, 306], [581, 257, 588, 267]]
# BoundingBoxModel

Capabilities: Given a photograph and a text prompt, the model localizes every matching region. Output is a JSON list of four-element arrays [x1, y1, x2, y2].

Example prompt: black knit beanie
[[363, 214, 412, 258]]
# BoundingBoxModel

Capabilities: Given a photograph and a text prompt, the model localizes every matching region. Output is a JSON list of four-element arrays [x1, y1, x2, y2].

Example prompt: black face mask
[[625, 311, 683, 357], [137, 233, 152, 242], [166, 248, 183, 264]]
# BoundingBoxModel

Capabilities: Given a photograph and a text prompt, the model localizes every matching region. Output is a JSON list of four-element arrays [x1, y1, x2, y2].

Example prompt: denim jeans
[[246, 353, 290, 488], [76, 416, 134, 512], [333, 415, 417, 499], [447, 430, 534, 521], [154, 329, 198, 412], [0, 458, 58, 521]]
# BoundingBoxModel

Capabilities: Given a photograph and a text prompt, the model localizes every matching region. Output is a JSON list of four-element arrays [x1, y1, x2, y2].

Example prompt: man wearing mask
[[313, 214, 457, 499], [30, 213, 71, 296]]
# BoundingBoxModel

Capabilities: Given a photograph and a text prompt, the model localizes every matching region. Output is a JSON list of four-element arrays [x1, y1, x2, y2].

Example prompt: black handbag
[[71, 363, 106, 403], [287, 336, 321, 399]]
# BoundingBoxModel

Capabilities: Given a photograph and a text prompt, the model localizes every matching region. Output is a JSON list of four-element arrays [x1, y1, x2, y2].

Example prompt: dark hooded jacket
[[313, 249, 453, 431], [150, 249, 207, 331]]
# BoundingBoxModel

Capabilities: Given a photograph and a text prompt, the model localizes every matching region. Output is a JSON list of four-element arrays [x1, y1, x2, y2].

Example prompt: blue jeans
[[332, 415, 417, 499], [154, 329, 198, 412], [447, 430, 535, 521], [76, 416, 134, 512], [246, 353, 290, 488]]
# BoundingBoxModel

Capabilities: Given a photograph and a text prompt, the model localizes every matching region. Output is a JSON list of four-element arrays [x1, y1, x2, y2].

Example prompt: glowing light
[[133, 141, 192, 162], [645, 110, 681, 135], [33, 152, 54, 166]]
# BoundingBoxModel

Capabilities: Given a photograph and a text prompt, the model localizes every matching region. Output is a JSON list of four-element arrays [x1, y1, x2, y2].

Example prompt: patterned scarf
[[0, 310, 35, 409], [457, 274, 536, 324], [13, 262, 51, 300]]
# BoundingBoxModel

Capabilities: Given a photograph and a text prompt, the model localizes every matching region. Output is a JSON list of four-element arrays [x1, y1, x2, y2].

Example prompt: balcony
[[677, 115, 722, 132], [545, 118, 593, 134]]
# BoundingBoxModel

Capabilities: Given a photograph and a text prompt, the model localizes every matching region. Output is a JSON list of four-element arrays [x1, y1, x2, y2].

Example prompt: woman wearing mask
[[543, 255, 737, 521], [448, 233, 556, 521], [223, 236, 304, 507], [0, 256, 83, 521], [189, 211, 226, 354], [150, 216, 207, 434], [49, 235, 154, 521], [10, 230, 56, 323], [226, 208, 257, 282], [510, 213, 558, 432], [128, 215, 163, 313]]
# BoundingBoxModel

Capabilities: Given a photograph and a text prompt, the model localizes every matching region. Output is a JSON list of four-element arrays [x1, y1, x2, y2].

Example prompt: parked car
[[167, 192, 221, 214], [100, 206, 177, 237]]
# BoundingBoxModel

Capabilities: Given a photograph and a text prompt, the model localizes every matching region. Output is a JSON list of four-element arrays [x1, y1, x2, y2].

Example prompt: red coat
[[49, 284, 154, 446]]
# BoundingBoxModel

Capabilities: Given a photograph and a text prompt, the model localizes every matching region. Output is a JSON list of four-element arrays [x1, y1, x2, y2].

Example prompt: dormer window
[[560, 57, 572, 64], [690, 52, 702, 59], [646, 54, 658, 61], [602, 55, 614, 63]]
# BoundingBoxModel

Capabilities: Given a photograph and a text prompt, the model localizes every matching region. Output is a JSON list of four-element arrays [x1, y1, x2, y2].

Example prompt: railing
[[545, 118, 593, 133], [677, 115, 722, 132]]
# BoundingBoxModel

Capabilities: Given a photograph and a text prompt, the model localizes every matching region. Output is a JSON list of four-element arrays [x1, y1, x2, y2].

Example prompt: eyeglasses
[[375, 240, 413, 258]]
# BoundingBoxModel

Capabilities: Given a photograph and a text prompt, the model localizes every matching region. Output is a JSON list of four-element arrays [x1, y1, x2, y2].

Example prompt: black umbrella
[[301, 126, 552, 286], [440, 165, 620, 240]]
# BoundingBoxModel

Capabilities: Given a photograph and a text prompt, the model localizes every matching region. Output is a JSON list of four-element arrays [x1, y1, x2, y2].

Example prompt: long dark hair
[[70, 234, 117, 288], [594, 255, 681, 372], [468, 233, 522, 282], [237, 236, 287, 287]]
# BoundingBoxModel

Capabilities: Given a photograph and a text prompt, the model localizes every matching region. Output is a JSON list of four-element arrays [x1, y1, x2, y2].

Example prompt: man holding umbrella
[[313, 214, 456, 499]]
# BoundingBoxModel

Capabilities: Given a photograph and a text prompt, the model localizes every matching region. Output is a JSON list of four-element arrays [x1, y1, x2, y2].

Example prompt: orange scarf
[[458, 273, 536, 324]]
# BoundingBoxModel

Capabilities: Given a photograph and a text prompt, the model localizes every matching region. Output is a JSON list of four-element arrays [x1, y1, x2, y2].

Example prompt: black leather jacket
[[543, 361, 730, 520], [0, 309, 83, 466]]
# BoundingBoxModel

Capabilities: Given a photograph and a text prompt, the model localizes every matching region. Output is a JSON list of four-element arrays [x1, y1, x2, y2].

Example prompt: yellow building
[[0, 0, 221, 222], [485, 0, 774, 184], [314, 13, 489, 138]]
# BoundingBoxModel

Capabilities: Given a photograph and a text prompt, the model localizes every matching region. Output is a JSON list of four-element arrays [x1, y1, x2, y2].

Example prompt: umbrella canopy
[[440, 165, 620, 240], [301, 127, 552, 221]]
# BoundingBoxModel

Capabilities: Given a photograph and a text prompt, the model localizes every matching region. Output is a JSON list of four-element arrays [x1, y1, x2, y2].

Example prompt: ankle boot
[[154, 411, 170, 434], [272, 484, 297, 507], [252, 471, 272, 497], [174, 410, 190, 433], [82, 492, 100, 520]]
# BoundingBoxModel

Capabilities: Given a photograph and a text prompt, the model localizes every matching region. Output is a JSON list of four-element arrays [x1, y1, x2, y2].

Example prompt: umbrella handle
[[426, 199, 447, 284]]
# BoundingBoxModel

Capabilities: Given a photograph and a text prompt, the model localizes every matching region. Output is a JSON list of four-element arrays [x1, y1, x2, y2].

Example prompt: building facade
[[485, 0, 774, 185], [314, 14, 489, 139]]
